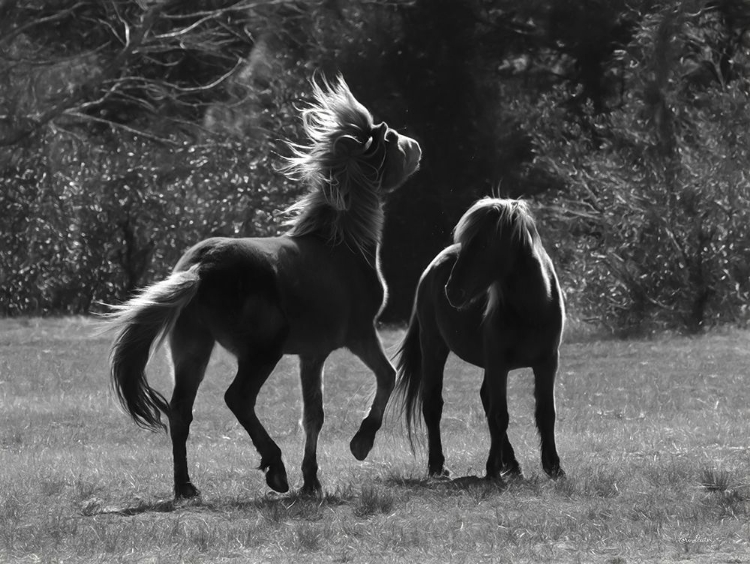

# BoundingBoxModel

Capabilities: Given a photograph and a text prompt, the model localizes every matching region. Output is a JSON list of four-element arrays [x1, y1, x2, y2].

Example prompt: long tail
[[106, 265, 201, 431], [392, 306, 424, 450]]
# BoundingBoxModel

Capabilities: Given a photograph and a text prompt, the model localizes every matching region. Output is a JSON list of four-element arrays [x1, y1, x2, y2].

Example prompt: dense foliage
[[1, 0, 748, 333], [526, 4, 750, 333]]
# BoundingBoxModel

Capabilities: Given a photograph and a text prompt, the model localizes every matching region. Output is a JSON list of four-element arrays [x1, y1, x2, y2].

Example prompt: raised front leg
[[224, 350, 288, 493], [533, 353, 564, 478], [168, 313, 215, 500], [298, 354, 328, 495], [348, 330, 395, 461]]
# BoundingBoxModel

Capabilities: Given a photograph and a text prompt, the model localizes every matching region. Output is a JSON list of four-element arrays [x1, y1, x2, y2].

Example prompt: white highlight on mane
[[453, 198, 543, 318], [484, 281, 503, 319], [282, 76, 388, 259], [453, 197, 535, 250]]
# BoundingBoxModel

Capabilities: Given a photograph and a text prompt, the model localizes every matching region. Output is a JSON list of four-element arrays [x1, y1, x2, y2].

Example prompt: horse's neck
[[287, 191, 384, 263], [501, 246, 556, 314]]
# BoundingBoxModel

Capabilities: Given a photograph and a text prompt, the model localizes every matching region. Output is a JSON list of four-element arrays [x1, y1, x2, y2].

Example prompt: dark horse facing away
[[107, 77, 421, 498], [393, 198, 565, 482]]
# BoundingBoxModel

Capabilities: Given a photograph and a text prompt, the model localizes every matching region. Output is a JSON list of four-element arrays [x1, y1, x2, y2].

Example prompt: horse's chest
[[489, 314, 559, 367]]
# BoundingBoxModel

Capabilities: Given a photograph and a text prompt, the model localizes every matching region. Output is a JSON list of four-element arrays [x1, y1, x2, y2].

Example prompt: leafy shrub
[[0, 130, 299, 315], [525, 4, 750, 334]]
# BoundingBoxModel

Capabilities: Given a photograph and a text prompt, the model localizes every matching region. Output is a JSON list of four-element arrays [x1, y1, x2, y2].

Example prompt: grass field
[[0, 317, 748, 563]]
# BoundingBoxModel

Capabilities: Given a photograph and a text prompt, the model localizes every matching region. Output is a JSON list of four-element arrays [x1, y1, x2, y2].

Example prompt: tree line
[[1, 0, 749, 334]]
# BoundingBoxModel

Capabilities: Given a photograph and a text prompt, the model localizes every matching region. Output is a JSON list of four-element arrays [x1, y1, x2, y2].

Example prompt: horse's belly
[[436, 300, 555, 370], [435, 302, 485, 367], [281, 316, 347, 356]]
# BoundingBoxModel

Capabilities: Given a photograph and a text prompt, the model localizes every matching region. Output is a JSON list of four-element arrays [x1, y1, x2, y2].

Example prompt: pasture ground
[[0, 317, 748, 563]]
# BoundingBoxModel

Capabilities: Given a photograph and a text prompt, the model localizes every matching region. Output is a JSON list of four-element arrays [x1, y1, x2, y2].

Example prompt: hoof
[[501, 463, 523, 479], [299, 481, 323, 498], [546, 466, 566, 480], [265, 463, 289, 493], [349, 433, 374, 461], [484, 474, 507, 489], [428, 467, 451, 480], [174, 482, 200, 500], [483, 471, 506, 485]]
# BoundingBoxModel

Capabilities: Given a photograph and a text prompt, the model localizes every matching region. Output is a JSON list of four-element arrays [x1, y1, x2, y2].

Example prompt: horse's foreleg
[[421, 340, 450, 477], [480, 377, 521, 477], [348, 332, 395, 461], [225, 350, 288, 493], [533, 354, 564, 478], [482, 362, 510, 482], [168, 314, 215, 500], [299, 354, 327, 495]]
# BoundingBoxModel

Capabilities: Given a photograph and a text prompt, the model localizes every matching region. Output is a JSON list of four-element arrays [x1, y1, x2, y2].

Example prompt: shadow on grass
[[79, 475, 521, 520], [80, 488, 357, 519], [382, 472, 509, 493], [81, 496, 182, 516]]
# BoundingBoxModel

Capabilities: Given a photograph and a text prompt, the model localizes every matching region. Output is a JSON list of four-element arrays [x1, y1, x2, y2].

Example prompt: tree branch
[[62, 111, 183, 146], [0, 3, 164, 147]]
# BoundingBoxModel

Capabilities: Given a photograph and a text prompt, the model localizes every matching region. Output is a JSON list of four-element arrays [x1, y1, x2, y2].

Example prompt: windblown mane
[[453, 198, 537, 251], [282, 76, 387, 259]]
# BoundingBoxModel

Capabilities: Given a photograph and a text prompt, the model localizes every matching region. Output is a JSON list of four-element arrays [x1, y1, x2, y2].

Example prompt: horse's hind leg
[[533, 353, 564, 478], [348, 329, 395, 461], [299, 354, 327, 495], [480, 377, 521, 477], [225, 349, 288, 493], [421, 337, 450, 477], [168, 312, 215, 499]]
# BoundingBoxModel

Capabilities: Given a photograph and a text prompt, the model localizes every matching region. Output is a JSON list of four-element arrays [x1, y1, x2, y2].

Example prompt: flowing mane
[[282, 76, 388, 258], [452, 197, 537, 251]]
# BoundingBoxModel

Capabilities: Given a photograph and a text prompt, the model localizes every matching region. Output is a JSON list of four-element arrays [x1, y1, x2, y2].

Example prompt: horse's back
[[173, 235, 385, 356]]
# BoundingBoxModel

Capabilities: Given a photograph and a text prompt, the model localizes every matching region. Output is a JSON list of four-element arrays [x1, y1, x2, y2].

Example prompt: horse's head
[[366, 121, 422, 194], [284, 75, 421, 210], [445, 198, 534, 310]]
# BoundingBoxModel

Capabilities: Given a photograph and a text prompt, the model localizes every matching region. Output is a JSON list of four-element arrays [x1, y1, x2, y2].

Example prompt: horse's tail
[[107, 265, 201, 431], [392, 305, 423, 450]]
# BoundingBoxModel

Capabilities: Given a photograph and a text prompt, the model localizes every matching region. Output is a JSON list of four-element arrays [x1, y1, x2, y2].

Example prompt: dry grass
[[0, 317, 749, 563]]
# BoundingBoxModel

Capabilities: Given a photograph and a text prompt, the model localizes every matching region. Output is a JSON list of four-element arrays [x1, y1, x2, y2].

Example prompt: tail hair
[[105, 266, 201, 431], [392, 308, 424, 451]]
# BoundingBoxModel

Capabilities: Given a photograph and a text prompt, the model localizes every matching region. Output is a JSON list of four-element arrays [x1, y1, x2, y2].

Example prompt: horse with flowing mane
[[107, 76, 421, 498], [393, 197, 565, 482]]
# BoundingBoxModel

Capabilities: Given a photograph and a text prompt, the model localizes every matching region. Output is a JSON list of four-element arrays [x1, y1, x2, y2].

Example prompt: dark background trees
[[1, 0, 749, 334]]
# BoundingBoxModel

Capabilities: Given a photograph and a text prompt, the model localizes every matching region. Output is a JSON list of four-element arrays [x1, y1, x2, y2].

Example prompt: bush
[[525, 4, 750, 333], [0, 130, 298, 315]]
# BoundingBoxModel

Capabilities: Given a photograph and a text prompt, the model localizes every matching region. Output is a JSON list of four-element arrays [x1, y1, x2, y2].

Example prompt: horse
[[106, 76, 421, 498], [392, 197, 565, 482]]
